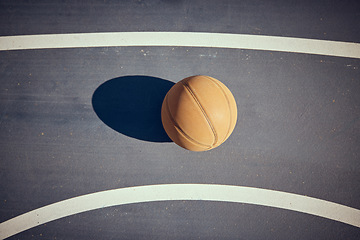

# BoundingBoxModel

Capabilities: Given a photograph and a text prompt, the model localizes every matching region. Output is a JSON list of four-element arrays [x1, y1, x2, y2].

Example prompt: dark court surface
[[0, 0, 360, 239]]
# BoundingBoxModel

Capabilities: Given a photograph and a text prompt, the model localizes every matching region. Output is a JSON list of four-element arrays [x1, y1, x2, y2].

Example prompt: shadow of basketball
[[92, 75, 175, 142]]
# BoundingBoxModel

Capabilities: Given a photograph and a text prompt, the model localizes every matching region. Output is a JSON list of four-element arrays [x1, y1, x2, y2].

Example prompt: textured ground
[[0, 1, 360, 239]]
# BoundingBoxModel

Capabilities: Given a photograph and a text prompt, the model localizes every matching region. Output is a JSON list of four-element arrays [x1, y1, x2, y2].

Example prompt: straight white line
[[0, 32, 360, 58], [0, 184, 359, 239]]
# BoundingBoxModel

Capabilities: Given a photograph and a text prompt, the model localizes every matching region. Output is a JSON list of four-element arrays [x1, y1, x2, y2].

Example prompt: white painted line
[[0, 32, 359, 58], [0, 184, 359, 239]]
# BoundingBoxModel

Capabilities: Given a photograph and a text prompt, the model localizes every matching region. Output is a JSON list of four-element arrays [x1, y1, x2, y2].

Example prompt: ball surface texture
[[161, 75, 237, 151]]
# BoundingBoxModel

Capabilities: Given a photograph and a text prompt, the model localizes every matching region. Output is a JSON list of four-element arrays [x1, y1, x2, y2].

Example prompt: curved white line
[[0, 184, 359, 239], [0, 32, 359, 58]]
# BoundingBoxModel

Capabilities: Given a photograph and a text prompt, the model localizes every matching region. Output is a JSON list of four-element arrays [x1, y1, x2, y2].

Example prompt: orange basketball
[[161, 75, 237, 151]]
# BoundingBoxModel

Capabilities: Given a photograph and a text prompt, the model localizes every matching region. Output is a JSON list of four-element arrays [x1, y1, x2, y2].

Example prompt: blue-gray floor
[[1, 1, 360, 239]]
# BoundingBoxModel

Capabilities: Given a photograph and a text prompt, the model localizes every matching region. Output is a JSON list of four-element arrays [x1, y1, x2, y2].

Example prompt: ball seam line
[[173, 126, 211, 150], [204, 76, 234, 143], [164, 94, 212, 149], [182, 81, 218, 147]]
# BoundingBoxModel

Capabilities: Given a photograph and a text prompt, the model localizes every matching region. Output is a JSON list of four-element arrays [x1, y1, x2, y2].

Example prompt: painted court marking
[[0, 32, 360, 58], [0, 184, 360, 239], [1, 33, 359, 238]]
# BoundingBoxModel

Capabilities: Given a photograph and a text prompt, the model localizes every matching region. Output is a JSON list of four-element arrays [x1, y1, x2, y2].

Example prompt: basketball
[[161, 75, 237, 151]]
